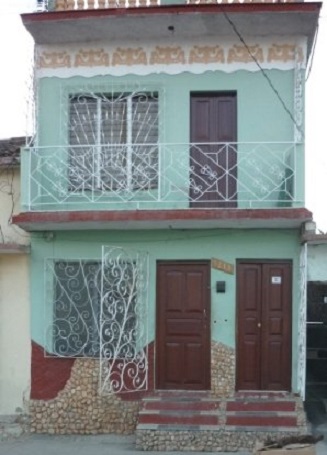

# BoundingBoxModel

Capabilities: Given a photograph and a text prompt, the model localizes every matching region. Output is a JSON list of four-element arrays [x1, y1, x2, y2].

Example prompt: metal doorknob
[[257, 322, 261, 328]]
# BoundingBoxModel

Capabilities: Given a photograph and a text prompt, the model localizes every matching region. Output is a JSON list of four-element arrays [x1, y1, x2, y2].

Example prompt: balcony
[[22, 142, 302, 212]]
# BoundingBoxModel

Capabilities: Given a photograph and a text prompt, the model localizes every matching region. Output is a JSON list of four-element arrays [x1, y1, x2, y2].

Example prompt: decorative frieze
[[149, 46, 186, 65], [112, 47, 147, 66], [227, 44, 264, 64], [38, 51, 71, 68], [75, 48, 109, 67], [189, 45, 225, 64], [268, 43, 301, 63], [35, 38, 307, 78]]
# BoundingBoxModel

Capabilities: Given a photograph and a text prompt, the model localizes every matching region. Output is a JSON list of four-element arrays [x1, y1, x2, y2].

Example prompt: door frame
[[235, 259, 293, 391], [155, 260, 211, 390]]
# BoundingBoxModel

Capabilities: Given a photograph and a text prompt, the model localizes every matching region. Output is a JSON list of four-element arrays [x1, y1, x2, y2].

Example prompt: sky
[[0, 1, 326, 230]]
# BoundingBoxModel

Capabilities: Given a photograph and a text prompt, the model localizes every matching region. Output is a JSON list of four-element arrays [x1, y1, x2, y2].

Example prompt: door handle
[[257, 322, 261, 328]]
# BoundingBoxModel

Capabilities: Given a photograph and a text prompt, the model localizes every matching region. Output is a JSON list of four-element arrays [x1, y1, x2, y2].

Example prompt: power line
[[222, 11, 303, 139]]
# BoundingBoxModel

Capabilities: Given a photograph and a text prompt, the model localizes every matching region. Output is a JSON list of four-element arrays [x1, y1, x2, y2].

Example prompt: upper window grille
[[68, 92, 159, 192]]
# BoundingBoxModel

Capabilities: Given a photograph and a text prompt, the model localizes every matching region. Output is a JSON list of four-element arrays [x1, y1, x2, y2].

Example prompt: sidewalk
[[0, 433, 251, 455], [0, 433, 326, 454]]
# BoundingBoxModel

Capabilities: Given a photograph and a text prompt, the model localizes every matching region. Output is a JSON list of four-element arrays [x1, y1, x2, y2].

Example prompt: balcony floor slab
[[12, 208, 312, 232]]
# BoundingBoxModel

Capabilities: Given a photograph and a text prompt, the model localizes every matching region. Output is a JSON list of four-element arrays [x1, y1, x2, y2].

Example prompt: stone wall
[[29, 358, 140, 434], [211, 341, 235, 398], [136, 428, 309, 452]]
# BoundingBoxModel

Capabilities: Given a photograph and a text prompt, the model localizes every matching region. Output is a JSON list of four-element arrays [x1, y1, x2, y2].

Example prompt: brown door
[[156, 261, 210, 390], [236, 261, 292, 391], [190, 93, 237, 208]]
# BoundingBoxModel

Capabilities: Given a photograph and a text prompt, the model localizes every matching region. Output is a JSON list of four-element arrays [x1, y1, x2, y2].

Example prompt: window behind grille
[[68, 93, 159, 192], [52, 260, 136, 358]]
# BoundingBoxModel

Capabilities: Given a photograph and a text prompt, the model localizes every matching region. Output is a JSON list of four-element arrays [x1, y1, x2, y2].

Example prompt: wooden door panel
[[191, 98, 212, 142], [166, 271, 183, 311], [236, 264, 262, 390], [164, 342, 183, 386], [166, 319, 202, 336], [184, 343, 204, 386], [242, 341, 261, 388], [237, 261, 292, 392], [261, 263, 291, 391], [186, 272, 205, 312], [156, 262, 210, 390]]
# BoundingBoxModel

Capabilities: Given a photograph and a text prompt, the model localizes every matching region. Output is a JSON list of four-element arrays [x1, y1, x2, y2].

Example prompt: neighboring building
[[302, 233, 327, 403], [0, 137, 30, 417], [15, 0, 320, 450]]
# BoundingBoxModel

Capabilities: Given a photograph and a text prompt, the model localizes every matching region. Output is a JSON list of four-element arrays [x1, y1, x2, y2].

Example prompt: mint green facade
[[30, 228, 302, 392], [37, 71, 295, 145], [21, 69, 304, 211]]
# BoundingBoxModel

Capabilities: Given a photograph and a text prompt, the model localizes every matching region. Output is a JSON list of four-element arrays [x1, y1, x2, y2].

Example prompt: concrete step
[[137, 392, 221, 431], [226, 400, 296, 412], [138, 410, 220, 427], [225, 414, 298, 427], [142, 399, 220, 412]]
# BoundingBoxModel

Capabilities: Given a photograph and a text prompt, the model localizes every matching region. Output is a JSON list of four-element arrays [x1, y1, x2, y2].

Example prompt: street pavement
[[0, 434, 252, 455], [0, 433, 326, 455]]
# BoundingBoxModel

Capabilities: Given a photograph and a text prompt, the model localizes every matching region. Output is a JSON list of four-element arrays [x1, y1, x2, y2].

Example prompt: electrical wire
[[222, 10, 304, 139]]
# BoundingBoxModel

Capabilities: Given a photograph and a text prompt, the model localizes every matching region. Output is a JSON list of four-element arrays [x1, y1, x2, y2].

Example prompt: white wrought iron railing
[[35, 0, 303, 12], [52, 0, 160, 10], [22, 142, 302, 211], [36, 0, 49, 11]]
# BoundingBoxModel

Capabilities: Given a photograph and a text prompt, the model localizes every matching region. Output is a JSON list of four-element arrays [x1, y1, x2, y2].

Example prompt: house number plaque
[[211, 258, 234, 275], [271, 276, 282, 284]]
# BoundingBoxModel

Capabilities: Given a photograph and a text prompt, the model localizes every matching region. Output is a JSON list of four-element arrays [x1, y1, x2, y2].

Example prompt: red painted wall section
[[31, 340, 154, 401], [31, 341, 75, 400]]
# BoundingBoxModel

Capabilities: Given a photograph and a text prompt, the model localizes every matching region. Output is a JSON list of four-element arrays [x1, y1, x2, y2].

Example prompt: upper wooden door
[[236, 261, 292, 391], [156, 261, 211, 390], [190, 93, 237, 208]]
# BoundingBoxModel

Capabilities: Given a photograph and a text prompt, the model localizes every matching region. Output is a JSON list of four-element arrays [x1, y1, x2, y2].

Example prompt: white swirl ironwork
[[99, 246, 149, 395], [45, 260, 102, 357], [25, 142, 300, 210]]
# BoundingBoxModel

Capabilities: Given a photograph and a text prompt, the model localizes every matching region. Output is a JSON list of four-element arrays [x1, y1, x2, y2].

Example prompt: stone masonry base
[[135, 428, 309, 452], [29, 358, 140, 434], [29, 340, 309, 451]]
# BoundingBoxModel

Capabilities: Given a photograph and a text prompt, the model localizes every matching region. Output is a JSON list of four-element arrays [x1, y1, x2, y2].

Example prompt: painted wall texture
[[308, 244, 327, 282], [0, 167, 30, 415], [0, 255, 30, 414], [30, 228, 302, 392], [36, 70, 295, 145], [0, 168, 29, 245]]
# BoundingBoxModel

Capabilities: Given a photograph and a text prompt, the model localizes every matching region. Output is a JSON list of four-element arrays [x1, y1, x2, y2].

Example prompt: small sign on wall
[[271, 276, 282, 284], [211, 258, 234, 275]]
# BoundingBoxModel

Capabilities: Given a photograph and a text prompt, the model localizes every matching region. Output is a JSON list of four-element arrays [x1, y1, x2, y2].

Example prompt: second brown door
[[156, 261, 210, 390], [236, 261, 292, 391], [190, 93, 237, 208]]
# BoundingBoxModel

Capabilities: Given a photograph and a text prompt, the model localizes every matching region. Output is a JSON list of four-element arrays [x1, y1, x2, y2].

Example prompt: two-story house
[[14, 0, 321, 450]]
